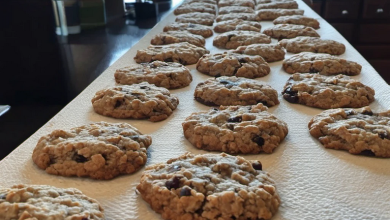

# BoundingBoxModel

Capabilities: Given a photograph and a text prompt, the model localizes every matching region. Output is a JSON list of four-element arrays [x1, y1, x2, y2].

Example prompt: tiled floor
[[0, 8, 172, 160]]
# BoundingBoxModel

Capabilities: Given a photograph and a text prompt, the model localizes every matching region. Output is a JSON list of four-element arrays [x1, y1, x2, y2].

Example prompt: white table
[[1, 1, 390, 219]]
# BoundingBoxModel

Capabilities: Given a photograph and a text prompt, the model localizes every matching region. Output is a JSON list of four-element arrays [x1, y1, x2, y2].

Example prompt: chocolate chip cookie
[[151, 31, 206, 47], [257, 9, 304, 20], [214, 19, 261, 33], [283, 52, 362, 75], [175, 12, 215, 26], [32, 122, 152, 179], [279, 36, 346, 55], [213, 31, 271, 49], [308, 107, 390, 157], [263, 24, 320, 39], [273, 15, 320, 29], [255, 1, 298, 10], [174, 2, 216, 15], [163, 22, 213, 38], [194, 76, 279, 106], [92, 83, 179, 122], [282, 73, 375, 109], [216, 13, 260, 22], [218, 6, 255, 14], [0, 184, 105, 219], [137, 152, 280, 220], [196, 52, 270, 78], [182, 104, 288, 154], [114, 61, 192, 89], [134, 42, 210, 65], [234, 44, 285, 62]]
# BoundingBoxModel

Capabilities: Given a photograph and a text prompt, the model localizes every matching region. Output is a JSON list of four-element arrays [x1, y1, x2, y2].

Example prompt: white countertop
[[1, 1, 390, 219]]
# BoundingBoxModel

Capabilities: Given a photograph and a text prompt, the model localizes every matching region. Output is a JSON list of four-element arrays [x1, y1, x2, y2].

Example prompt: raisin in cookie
[[214, 19, 261, 33], [182, 104, 288, 154], [32, 122, 152, 179], [163, 22, 213, 38], [175, 12, 215, 26], [263, 24, 319, 39], [283, 52, 362, 75], [218, 0, 255, 8], [282, 73, 375, 109], [216, 13, 260, 22], [257, 9, 304, 20], [137, 152, 280, 220], [134, 42, 209, 65], [273, 15, 320, 29], [114, 61, 192, 89], [255, 1, 298, 10], [279, 36, 345, 55], [194, 76, 279, 106], [92, 83, 179, 122], [196, 52, 270, 78], [213, 31, 271, 49], [218, 6, 255, 14], [151, 31, 206, 47], [308, 107, 390, 157], [174, 2, 216, 15], [0, 184, 104, 219], [234, 44, 285, 62]]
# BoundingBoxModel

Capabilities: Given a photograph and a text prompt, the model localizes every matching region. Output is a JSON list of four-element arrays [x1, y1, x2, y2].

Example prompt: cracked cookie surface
[[283, 52, 362, 75], [309, 107, 390, 157], [137, 152, 280, 220], [214, 19, 261, 33], [92, 82, 179, 122], [196, 52, 270, 78], [184, 0, 217, 4], [32, 122, 152, 179], [175, 12, 216, 26], [194, 76, 279, 107], [216, 13, 260, 22], [255, 1, 298, 10], [218, 6, 255, 14], [114, 61, 192, 89], [218, 0, 255, 8], [257, 9, 304, 20], [213, 31, 271, 49], [234, 43, 285, 62], [263, 24, 319, 39], [163, 22, 213, 38], [0, 184, 104, 219], [134, 42, 209, 65], [151, 31, 206, 47], [174, 2, 216, 15], [273, 15, 320, 29], [282, 73, 375, 109], [279, 36, 345, 55], [182, 104, 288, 154]]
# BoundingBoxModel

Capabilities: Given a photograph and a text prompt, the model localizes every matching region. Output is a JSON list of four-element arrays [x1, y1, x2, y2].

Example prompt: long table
[[1, 1, 390, 219]]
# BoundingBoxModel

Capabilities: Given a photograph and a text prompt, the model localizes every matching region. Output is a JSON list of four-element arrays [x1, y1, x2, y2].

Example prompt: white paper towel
[[1, 1, 390, 219]]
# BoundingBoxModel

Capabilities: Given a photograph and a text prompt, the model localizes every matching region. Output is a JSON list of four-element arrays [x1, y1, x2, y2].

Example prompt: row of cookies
[[2, 1, 387, 220], [201, 0, 376, 110], [1, 2, 296, 219], [0, 1, 212, 219], [121, 0, 389, 219], [251, 2, 390, 158]]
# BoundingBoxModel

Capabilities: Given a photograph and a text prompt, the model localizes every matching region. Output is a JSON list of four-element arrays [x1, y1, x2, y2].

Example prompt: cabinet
[[308, 0, 390, 84]]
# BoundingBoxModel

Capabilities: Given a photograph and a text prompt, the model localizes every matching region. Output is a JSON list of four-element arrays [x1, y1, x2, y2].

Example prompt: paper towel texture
[[1, 1, 390, 219]]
